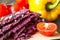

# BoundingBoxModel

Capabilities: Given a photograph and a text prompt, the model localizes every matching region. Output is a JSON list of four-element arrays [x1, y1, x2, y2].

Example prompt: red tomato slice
[[37, 22, 57, 36]]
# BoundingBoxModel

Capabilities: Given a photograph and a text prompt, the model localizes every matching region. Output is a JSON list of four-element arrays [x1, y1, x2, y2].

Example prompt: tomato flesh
[[37, 22, 57, 36], [37, 22, 45, 30]]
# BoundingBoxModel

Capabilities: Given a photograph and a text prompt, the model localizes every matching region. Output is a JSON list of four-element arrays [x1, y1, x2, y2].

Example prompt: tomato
[[12, 4, 22, 12], [0, 4, 8, 18], [7, 5, 12, 14], [13, 0, 28, 12], [16, 0, 28, 8], [37, 22, 57, 36]]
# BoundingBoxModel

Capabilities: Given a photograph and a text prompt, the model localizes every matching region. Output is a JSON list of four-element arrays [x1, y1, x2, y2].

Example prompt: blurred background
[[0, 0, 15, 5]]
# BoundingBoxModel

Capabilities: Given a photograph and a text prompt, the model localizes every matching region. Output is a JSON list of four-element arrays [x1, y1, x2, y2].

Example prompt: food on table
[[36, 22, 57, 36], [0, 0, 60, 40], [28, 0, 60, 21], [0, 9, 40, 40]]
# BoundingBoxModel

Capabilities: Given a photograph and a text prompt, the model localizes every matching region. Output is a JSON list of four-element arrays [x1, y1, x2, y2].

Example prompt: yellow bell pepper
[[28, 0, 60, 21]]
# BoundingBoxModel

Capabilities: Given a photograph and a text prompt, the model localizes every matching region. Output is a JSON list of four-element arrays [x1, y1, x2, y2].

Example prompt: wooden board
[[28, 32, 60, 40]]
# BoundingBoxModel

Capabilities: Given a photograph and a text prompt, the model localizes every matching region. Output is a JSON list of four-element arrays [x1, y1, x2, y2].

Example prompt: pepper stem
[[47, 0, 60, 10]]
